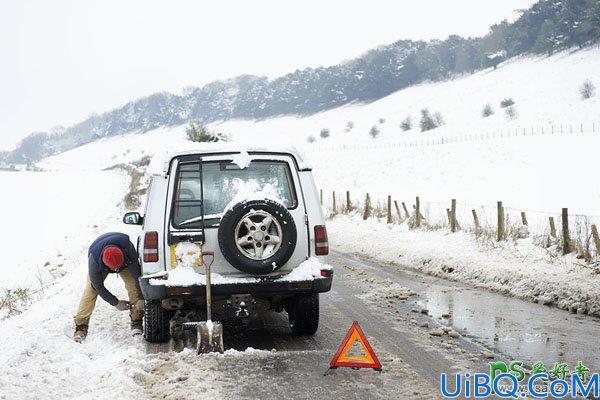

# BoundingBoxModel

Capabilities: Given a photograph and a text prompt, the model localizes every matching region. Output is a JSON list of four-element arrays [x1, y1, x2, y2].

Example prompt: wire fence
[[321, 189, 600, 265], [302, 121, 600, 153]]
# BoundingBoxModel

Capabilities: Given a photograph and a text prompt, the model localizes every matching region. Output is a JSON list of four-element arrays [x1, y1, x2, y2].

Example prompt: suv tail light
[[314, 225, 329, 255], [143, 231, 159, 262]]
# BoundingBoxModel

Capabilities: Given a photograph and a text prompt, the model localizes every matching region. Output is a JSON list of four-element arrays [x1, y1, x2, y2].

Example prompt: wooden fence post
[[472, 209, 481, 235], [591, 224, 600, 256], [387, 195, 393, 224], [415, 196, 421, 228], [450, 199, 458, 233], [394, 200, 403, 223], [549, 217, 557, 238], [446, 209, 452, 227], [497, 201, 505, 241], [320, 189, 323, 206], [562, 208, 571, 255], [521, 211, 528, 226], [332, 191, 337, 214], [346, 190, 352, 212], [362, 193, 371, 220], [401, 202, 410, 219]]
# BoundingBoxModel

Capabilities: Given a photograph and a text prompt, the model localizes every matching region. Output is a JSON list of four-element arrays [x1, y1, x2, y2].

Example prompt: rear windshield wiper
[[178, 213, 222, 226]]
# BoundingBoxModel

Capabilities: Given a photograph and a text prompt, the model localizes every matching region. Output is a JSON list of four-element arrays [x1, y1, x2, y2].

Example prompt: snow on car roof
[[157, 145, 311, 173]]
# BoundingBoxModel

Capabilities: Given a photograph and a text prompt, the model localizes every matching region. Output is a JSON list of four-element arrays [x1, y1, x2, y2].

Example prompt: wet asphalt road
[[144, 251, 600, 399]]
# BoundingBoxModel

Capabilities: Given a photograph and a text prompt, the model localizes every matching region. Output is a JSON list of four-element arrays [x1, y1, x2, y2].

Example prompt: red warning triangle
[[329, 321, 382, 370]]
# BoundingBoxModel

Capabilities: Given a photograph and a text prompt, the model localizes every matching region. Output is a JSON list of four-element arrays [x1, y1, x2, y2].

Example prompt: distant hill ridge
[[4, 0, 599, 163]]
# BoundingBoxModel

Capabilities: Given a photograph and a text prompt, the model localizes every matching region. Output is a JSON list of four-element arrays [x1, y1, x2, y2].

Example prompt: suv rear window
[[171, 160, 297, 228]]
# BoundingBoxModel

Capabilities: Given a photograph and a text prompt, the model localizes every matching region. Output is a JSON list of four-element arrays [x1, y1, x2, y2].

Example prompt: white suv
[[123, 149, 332, 343]]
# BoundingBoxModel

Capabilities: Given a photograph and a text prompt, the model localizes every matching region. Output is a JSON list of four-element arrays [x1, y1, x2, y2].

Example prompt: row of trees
[[8, 0, 600, 163], [406, 0, 600, 77]]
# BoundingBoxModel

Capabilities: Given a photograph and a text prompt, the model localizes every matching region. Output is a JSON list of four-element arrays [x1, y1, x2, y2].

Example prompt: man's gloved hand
[[135, 300, 145, 311], [115, 300, 130, 311]]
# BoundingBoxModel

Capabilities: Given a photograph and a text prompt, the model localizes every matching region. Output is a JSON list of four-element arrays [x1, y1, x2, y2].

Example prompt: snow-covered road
[[4, 246, 600, 399]]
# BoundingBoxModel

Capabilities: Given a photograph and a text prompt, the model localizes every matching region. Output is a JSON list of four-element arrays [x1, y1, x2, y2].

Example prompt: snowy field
[[1, 46, 600, 398], [0, 171, 128, 292], [39, 47, 600, 218]]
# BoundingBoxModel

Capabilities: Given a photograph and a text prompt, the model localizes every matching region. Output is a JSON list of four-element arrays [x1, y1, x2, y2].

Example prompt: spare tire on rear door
[[218, 199, 297, 275]]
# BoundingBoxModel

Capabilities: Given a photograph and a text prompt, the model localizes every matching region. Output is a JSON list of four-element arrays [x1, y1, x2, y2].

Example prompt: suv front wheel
[[144, 300, 171, 343], [288, 293, 319, 335]]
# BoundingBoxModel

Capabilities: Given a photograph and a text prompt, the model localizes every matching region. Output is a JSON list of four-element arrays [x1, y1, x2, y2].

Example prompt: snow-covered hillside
[[214, 47, 600, 148], [40, 47, 600, 218]]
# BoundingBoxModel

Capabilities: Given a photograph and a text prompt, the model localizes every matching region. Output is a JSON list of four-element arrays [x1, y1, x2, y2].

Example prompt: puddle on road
[[333, 251, 600, 372], [416, 284, 600, 370]]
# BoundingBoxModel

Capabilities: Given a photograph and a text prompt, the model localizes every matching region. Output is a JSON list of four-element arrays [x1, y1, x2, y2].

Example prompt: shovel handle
[[201, 251, 214, 269], [201, 251, 214, 321]]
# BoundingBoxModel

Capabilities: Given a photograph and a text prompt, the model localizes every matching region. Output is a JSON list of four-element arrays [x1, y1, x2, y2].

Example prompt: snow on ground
[[311, 132, 600, 220], [3, 46, 599, 398], [328, 213, 600, 316], [0, 170, 129, 292], [0, 261, 240, 399], [0, 170, 238, 399], [0, 169, 140, 398]]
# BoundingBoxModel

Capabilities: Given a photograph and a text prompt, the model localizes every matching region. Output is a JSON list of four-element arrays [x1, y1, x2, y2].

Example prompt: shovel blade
[[196, 321, 224, 354]]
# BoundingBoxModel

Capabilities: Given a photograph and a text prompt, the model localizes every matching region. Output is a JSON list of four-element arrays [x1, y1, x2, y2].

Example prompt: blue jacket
[[88, 232, 142, 306]]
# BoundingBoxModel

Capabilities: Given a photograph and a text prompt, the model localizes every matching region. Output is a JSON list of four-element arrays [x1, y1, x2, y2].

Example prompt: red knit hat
[[102, 246, 124, 270]]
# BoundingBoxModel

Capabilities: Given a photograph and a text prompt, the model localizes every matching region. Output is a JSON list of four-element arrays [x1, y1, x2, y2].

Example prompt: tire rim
[[234, 210, 283, 261]]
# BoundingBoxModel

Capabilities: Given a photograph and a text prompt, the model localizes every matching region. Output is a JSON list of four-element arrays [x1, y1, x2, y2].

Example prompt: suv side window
[[171, 160, 297, 229]]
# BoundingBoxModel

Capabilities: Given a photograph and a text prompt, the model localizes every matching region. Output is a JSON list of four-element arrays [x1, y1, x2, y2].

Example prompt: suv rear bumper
[[139, 272, 333, 301]]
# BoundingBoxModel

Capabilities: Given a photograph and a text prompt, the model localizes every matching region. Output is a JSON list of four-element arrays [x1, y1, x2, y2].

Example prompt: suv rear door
[[164, 152, 309, 277]]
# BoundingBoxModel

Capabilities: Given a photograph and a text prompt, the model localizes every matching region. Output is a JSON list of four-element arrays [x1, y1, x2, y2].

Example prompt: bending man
[[73, 232, 144, 342]]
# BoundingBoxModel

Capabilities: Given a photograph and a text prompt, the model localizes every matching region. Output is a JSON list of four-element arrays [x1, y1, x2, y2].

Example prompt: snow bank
[[221, 347, 272, 357], [328, 214, 600, 316]]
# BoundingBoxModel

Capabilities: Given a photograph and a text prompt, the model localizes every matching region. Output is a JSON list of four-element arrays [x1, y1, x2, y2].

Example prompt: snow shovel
[[196, 251, 224, 354]]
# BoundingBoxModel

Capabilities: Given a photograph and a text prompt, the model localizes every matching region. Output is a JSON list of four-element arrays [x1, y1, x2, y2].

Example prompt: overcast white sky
[[0, 0, 537, 150]]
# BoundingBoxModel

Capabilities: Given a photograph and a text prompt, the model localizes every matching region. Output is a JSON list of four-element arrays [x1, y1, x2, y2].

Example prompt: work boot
[[131, 320, 143, 336], [73, 324, 88, 343]]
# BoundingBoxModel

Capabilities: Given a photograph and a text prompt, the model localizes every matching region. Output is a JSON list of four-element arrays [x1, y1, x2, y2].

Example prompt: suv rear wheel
[[144, 300, 171, 343], [288, 293, 319, 335]]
